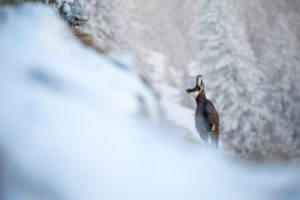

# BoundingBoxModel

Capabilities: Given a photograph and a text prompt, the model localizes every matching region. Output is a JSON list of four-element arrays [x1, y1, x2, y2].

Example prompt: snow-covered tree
[[259, 13, 300, 159], [193, 0, 269, 158]]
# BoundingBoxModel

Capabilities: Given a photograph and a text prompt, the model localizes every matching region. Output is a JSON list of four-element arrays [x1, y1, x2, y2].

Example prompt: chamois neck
[[196, 90, 206, 104]]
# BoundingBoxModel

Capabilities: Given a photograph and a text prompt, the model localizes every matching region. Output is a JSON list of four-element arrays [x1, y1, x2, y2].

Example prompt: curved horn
[[196, 75, 202, 86]]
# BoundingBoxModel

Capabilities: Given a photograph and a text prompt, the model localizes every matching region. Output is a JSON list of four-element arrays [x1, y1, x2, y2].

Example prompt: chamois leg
[[210, 132, 219, 149], [199, 132, 209, 146]]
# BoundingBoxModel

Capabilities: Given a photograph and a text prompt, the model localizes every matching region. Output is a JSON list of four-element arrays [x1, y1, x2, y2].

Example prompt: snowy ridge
[[159, 85, 200, 140]]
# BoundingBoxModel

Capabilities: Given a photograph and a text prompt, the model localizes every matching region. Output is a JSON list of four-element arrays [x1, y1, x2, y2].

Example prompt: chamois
[[186, 75, 219, 148]]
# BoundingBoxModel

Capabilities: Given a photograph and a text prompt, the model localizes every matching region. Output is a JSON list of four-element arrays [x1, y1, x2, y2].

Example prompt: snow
[[1, 3, 300, 200], [159, 85, 200, 140]]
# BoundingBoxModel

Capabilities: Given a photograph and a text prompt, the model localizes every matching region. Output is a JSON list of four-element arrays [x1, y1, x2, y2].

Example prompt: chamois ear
[[200, 80, 204, 88]]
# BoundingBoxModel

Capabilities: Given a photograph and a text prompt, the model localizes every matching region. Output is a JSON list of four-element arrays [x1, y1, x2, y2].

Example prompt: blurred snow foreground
[[1, 4, 300, 200]]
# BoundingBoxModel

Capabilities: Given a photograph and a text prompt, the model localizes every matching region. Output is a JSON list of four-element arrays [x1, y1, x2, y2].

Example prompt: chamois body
[[195, 90, 219, 147], [186, 75, 219, 148]]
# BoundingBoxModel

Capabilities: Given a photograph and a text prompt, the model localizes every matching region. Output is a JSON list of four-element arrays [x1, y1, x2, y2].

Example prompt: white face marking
[[189, 91, 200, 98]]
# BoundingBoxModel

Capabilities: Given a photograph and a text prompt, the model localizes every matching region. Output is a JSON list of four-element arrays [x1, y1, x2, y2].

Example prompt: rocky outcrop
[[1, 0, 89, 26], [40, 0, 89, 26]]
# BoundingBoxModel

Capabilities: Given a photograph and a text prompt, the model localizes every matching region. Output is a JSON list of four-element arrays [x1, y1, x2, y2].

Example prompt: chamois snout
[[186, 75, 204, 97], [186, 88, 193, 93]]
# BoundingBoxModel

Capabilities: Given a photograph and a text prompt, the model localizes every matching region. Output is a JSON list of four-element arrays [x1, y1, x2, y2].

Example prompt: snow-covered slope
[[1, 3, 300, 200], [79, 1, 201, 142]]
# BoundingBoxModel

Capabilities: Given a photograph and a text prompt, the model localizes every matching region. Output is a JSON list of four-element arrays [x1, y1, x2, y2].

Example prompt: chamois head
[[186, 75, 204, 98]]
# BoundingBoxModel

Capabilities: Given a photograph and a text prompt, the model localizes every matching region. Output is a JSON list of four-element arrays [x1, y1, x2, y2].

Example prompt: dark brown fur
[[195, 90, 219, 148]]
